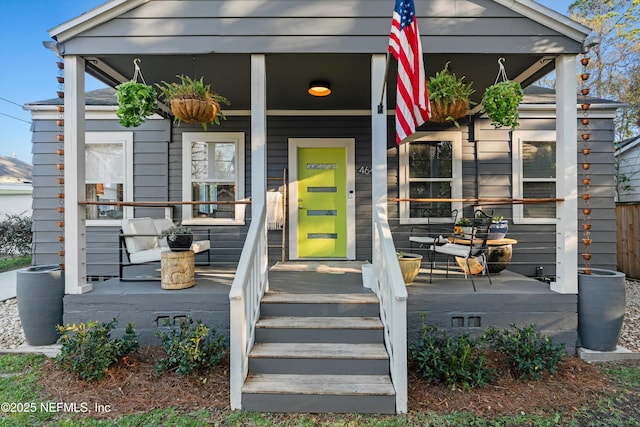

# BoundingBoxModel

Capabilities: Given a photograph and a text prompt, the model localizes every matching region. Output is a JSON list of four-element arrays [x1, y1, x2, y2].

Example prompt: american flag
[[389, 0, 430, 144]]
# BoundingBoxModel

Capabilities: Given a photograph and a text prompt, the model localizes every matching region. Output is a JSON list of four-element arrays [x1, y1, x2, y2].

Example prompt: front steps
[[242, 292, 396, 414]]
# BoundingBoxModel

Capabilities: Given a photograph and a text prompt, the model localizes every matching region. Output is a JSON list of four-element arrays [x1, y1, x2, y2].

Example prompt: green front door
[[297, 147, 347, 258]]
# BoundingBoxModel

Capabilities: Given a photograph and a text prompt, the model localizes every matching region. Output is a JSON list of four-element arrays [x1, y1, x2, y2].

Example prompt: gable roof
[[0, 156, 32, 182]]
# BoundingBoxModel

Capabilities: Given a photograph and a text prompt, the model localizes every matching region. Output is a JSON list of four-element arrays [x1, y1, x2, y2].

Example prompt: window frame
[[85, 132, 133, 227], [399, 131, 462, 225], [512, 130, 557, 225], [181, 132, 246, 225]]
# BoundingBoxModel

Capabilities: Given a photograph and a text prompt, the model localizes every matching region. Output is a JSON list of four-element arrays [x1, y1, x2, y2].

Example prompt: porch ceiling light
[[308, 80, 331, 97]]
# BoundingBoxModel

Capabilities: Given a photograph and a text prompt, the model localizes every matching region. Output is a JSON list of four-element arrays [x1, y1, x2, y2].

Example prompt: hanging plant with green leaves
[[481, 58, 523, 129], [115, 59, 158, 128], [427, 61, 475, 127]]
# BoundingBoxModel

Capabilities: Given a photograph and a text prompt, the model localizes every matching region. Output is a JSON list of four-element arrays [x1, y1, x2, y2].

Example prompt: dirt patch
[[39, 345, 617, 420]]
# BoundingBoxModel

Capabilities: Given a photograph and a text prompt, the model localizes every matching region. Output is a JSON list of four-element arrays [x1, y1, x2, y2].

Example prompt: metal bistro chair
[[428, 209, 493, 291], [409, 209, 458, 264]]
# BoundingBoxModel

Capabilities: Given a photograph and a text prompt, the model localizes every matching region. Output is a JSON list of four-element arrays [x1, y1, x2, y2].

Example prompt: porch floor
[[64, 261, 577, 352]]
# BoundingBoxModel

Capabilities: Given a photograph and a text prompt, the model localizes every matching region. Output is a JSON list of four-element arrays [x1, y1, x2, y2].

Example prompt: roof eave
[[493, 0, 592, 44], [48, 0, 149, 44]]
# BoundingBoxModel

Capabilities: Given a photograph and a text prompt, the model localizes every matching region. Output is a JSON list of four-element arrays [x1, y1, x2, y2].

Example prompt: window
[[85, 132, 133, 224], [399, 132, 462, 224], [182, 132, 245, 224], [513, 130, 557, 224]]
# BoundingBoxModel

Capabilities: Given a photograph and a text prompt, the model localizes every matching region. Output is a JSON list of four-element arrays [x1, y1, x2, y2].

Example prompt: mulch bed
[[40, 346, 609, 420]]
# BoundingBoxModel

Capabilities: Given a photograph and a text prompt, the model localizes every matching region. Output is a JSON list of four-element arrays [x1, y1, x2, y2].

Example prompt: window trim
[[512, 130, 557, 225], [399, 131, 462, 225], [181, 132, 246, 225], [85, 132, 133, 227]]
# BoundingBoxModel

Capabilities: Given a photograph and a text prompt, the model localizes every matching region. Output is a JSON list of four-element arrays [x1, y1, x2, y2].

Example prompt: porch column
[[251, 54, 267, 215], [64, 55, 92, 294], [371, 54, 388, 250], [553, 54, 578, 294]]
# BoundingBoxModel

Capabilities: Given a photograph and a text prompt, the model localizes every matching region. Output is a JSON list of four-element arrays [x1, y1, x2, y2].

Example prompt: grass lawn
[[0, 353, 638, 426], [0, 255, 31, 273]]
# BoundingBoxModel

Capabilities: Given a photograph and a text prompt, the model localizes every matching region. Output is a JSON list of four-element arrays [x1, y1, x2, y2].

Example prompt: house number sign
[[358, 166, 372, 175]]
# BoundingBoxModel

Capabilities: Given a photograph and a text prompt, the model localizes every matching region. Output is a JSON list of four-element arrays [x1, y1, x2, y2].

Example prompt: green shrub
[[155, 317, 227, 375], [410, 324, 495, 390], [0, 213, 32, 256], [56, 318, 139, 381], [483, 323, 566, 381]]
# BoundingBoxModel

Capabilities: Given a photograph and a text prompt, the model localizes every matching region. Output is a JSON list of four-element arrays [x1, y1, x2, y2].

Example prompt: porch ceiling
[[86, 52, 555, 111]]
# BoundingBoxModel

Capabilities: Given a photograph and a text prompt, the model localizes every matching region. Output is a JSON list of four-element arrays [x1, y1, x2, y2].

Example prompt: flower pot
[[578, 268, 626, 351], [429, 99, 469, 123], [488, 220, 508, 240], [398, 253, 423, 284], [168, 234, 193, 252], [16, 265, 64, 346], [170, 98, 219, 123]]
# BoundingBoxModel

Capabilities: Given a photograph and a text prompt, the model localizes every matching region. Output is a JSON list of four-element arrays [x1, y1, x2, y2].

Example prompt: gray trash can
[[16, 265, 64, 346]]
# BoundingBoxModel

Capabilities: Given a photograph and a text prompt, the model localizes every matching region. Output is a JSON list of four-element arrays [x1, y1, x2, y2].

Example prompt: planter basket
[[170, 98, 219, 123], [429, 100, 469, 123]]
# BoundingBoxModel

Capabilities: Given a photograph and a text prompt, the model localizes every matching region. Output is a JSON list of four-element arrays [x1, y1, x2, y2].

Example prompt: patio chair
[[409, 209, 458, 263], [428, 209, 493, 291]]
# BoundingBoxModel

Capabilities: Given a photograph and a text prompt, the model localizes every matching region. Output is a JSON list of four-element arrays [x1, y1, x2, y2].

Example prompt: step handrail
[[229, 205, 268, 410], [372, 206, 408, 414]]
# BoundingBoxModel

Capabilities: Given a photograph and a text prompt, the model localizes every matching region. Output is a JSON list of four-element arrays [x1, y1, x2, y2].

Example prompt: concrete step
[[255, 316, 384, 343], [248, 342, 390, 375], [260, 293, 380, 317], [242, 373, 396, 414]]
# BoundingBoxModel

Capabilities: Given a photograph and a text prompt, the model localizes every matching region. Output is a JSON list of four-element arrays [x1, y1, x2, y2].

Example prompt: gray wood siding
[[60, 0, 581, 55], [31, 117, 171, 278]]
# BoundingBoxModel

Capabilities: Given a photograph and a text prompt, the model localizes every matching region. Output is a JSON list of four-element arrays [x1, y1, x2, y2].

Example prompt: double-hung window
[[399, 132, 462, 224], [182, 132, 245, 224], [85, 132, 133, 224], [512, 130, 557, 224]]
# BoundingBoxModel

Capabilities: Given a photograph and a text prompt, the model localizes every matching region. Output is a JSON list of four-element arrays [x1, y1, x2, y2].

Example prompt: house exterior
[[25, 0, 622, 413], [0, 155, 32, 218], [615, 135, 640, 203]]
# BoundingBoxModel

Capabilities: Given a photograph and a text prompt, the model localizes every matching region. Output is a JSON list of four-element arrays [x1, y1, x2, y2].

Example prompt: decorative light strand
[[580, 54, 592, 275]]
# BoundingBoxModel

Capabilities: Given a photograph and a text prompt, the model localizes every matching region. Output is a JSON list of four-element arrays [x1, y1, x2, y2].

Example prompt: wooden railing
[[228, 205, 268, 409], [372, 206, 408, 414]]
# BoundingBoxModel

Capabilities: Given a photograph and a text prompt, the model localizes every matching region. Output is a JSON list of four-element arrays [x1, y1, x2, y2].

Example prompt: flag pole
[[377, 53, 391, 114]]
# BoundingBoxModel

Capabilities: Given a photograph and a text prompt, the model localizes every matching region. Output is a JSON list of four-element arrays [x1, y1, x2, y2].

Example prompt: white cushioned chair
[[119, 218, 211, 281]]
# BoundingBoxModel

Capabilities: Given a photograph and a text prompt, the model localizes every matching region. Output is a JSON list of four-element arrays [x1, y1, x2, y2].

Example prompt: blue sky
[[0, 0, 574, 164]]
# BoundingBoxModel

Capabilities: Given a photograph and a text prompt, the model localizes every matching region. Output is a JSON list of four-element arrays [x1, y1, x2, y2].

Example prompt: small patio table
[[446, 237, 518, 273], [161, 250, 195, 289]]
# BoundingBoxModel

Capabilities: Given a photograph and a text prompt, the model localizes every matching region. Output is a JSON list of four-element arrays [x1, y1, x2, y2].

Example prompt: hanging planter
[[481, 58, 523, 129], [115, 59, 158, 128], [427, 62, 475, 127], [157, 75, 230, 130]]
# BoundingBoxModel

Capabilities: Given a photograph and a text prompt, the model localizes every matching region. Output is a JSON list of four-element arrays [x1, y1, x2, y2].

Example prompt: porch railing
[[372, 206, 408, 413], [228, 205, 268, 410]]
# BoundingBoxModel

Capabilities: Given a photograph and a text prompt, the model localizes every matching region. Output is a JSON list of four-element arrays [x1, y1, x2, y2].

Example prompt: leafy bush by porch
[[155, 316, 228, 375], [55, 318, 139, 381]]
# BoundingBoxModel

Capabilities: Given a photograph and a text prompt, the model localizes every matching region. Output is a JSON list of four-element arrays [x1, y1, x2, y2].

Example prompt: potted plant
[[453, 217, 472, 238], [396, 252, 423, 284], [481, 80, 523, 129], [488, 215, 509, 240], [161, 225, 193, 252], [115, 80, 158, 128], [156, 75, 230, 129], [427, 62, 475, 127]]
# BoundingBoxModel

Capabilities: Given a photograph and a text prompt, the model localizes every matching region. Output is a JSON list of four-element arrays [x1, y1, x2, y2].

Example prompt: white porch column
[[64, 56, 92, 294], [251, 54, 267, 217], [371, 54, 388, 261], [553, 54, 578, 294]]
